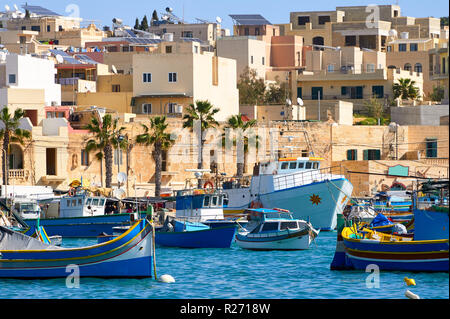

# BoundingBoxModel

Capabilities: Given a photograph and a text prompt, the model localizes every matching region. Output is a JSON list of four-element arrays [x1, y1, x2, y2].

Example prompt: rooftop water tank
[[400, 32, 409, 39]]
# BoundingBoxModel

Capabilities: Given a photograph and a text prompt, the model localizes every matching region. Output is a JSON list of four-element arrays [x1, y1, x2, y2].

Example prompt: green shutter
[[341, 86, 347, 96], [356, 86, 363, 99], [375, 150, 381, 160], [363, 150, 369, 160], [297, 87, 303, 99]]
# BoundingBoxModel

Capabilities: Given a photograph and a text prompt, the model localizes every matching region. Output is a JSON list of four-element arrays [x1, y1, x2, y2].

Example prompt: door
[[311, 87, 323, 100]]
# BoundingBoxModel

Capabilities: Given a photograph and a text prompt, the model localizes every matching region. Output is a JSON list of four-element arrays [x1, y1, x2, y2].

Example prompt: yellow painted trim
[[346, 247, 449, 255]]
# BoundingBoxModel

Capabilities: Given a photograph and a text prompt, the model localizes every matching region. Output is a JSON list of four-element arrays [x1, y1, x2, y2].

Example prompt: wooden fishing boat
[[341, 226, 448, 272], [235, 208, 319, 251], [0, 218, 154, 278]]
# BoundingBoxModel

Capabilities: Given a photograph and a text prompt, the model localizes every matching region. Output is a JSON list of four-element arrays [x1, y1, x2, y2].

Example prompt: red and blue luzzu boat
[[0, 218, 154, 279], [340, 226, 448, 272]]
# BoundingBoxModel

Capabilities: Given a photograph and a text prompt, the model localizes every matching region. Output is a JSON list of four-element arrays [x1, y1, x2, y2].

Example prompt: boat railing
[[273, 166, 346, 191]]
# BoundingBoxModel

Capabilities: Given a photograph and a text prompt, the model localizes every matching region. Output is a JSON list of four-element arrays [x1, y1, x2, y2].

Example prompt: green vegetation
[[393, 78, 420, 100], [136, 116, 174, 197], [0, 107, 31, 185], [429, 86, 445, 102]]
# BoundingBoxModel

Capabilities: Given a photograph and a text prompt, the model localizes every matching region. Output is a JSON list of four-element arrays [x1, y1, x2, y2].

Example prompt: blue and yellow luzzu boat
[[0, 218, 154, 279], [341, 226, 449, 272]]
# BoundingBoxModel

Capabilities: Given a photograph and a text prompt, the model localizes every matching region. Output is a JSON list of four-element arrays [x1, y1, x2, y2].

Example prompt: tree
[[151, 10, 159, 24], [224, 114, 258, 178], [85, 114, 128, 189], [441, 17, 449, 27], [237, 67, 266, 105], [430, 85, 445, 102], [140, 15, 149, 31], [0, 107, 31, 186], [264, 78, 290, 104], [183, 100, 219, 187], [364, 96, 384, 123], [393, 78, 420, 101], [136, 116, 174, 197], [134, 18, 140, 30]]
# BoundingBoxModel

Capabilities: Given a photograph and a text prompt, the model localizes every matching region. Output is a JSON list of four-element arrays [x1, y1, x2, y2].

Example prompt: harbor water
[[0, 231, 448, 299]]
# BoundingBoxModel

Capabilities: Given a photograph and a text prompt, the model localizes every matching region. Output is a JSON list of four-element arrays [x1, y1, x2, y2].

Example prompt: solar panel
[[62, 57, 82, 64], [49, 49, 71, 57], [125, 29, 137, 38], [229, 14, 272, 25], [75, 55, 99, 64], [22, 5, 60, 17]]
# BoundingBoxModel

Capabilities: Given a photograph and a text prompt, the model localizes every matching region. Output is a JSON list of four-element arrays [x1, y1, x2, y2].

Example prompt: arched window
[[9, 144, 24, 170], [414, 63, 422, 73], [404, 63, 412, 71], [312, 36, 324, 50]]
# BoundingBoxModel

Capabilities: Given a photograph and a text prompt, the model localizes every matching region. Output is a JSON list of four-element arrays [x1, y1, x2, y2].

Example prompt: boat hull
[[0, 219, 154, 278], [24, 213, 146, 238], [236, 228, 314, 251], [259, 178, 352, 231], [155, 226, 237, 248], [342, 229, 449, 272]]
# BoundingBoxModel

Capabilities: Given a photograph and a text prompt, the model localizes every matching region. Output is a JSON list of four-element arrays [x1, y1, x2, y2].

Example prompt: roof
[[22, 5, 60, 17], [229, 14, 272, 26]]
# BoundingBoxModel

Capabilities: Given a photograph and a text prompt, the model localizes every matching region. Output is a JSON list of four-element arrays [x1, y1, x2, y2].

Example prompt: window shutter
[[363, 150, 369, 161]]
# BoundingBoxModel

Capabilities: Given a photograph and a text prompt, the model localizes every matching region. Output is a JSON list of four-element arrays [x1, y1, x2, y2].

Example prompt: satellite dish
[[166, 7, 173, 13], [161, 15, 169, 21], [13, 4, 19, 11], [216, 16, 222, 24], [389, 29, 398, 38], [5, 5, 10, 11], [0, 52, 6, 62], [113, 188, 126, 199], [55, 54, 64, 64], [117, 172, 127, 184], [111, 65, 118, 74], [297, 98, 304, 106], [286, 99, 292, 106]]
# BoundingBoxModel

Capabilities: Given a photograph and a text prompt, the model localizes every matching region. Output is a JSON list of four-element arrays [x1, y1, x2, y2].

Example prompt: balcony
[[8, 169, 27, 180]]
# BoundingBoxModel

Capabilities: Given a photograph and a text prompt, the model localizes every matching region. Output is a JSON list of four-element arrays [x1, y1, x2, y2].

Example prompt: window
[[162, 150, 168, 171], [255, 27, 260, 36], [318, 16, 331, 25], [114, 149, 123, 165], [426, 138, 438, 158], [399, 44, 407, 52], [327, 64, 335, 73], [181, 31, 193, 38], [347, 149, 358, 161], [414, 63, 422, 73], [250, 56, 254, 64], [211, 196, 218, 207], [345, 36, 357, 46], [410, 43, 418, 52], [143, 73, 152, 83], [203, 196, 210, 207], [165, 45, 172, 53], [261, 222, 279, 232], [366, 64, 375, 73], [262, 57, 265, 65], [298, 16, 310, 26], [92, 199, 99, 206], [244, 28, 249, 36], [281, 162, 289, 170], [387, 46, 392, 52], [372, 86, 384, 98], [363, 149, 381, 160], [112, 85, 121, 92], [289, 162, 297, 169], [47, 25, 50, 32], [404, 63, 412, 71], [305, 162, 312, 169], [168, 72, 177, 83], [31, 25, 41, 32], [81, 150, 89, 166], [311, 87, 323, 100], [298, 162, 305, 169], [194, 46, 199, 54], [280, 222, 299, 230], [313, 162, 319, 169], [168, 103, 178, 113], [142, 103, 152, 114], [8, 74, 16, 84]]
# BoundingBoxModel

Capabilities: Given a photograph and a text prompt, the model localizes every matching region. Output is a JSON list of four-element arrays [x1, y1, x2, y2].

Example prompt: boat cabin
[[175, 190, 226, 222], [258, 157, 323, 175], [244, 208, 304, 234], [14, 200, 41, 220], [60, 194, 107, 218]]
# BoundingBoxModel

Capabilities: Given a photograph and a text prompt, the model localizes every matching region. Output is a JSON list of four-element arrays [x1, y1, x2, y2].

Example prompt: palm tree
[[183, 100, 219, 187], [224, 114, 258, 178], [0, 107, 31, 186], [393, 78, 420, 101], [136, 116, 174, 197], [85, 114, 128, 189]]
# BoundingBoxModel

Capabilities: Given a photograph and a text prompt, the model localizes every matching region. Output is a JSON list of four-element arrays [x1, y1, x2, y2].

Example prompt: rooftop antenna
[[4, 5, 10, 11]]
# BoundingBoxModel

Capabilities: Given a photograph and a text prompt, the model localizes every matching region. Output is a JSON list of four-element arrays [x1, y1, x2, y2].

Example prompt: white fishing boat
[[222, 157, 353, 231], [235, 208, 319, 251]]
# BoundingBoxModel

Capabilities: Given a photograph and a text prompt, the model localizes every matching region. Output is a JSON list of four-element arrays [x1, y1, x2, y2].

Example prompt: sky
[[3, 0, 449, 31]]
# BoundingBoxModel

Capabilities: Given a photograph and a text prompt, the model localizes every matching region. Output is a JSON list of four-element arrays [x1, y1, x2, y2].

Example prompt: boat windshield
[[280, 222, 299, 230], [260, 222, 279, 232]]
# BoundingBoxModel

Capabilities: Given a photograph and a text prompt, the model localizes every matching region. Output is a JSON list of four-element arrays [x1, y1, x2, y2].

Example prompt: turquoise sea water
[[0, 231, 448, 299]]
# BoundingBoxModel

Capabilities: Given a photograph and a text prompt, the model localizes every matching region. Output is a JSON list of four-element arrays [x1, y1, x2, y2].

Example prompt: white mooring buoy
[[158, 274, 176, 283]]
